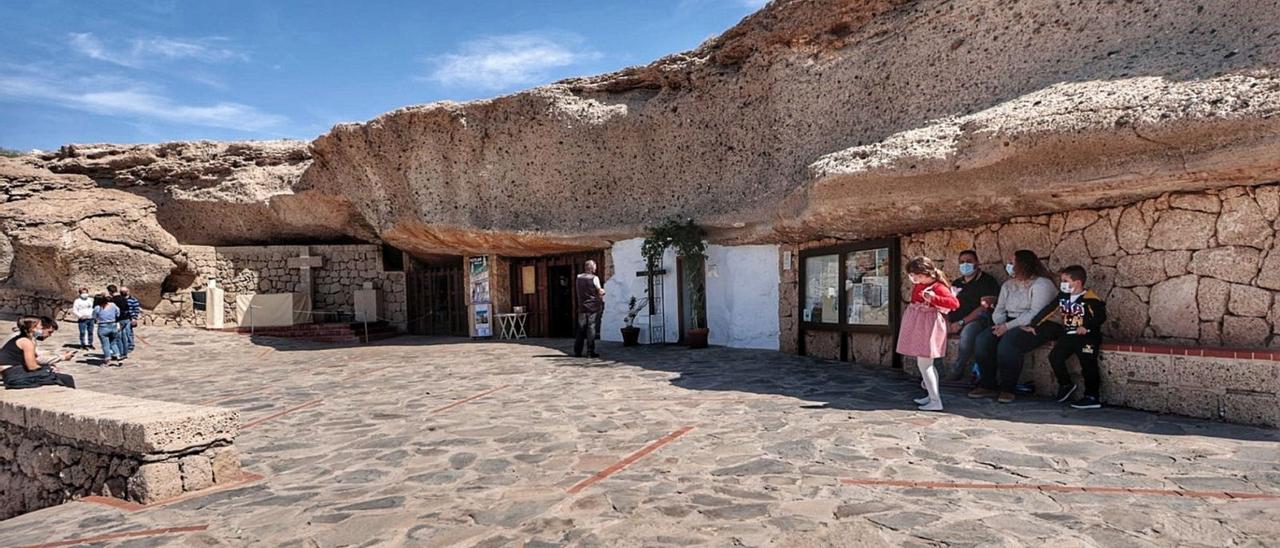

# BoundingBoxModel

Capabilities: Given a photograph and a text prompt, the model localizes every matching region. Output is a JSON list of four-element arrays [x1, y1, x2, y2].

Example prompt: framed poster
[[521, 265, 536, 294], [473, 303, 492, 337], [469, 256, 490, 304]]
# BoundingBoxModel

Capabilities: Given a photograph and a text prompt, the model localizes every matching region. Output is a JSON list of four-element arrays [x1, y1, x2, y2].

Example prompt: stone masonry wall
[[153, 244, 406, 330]]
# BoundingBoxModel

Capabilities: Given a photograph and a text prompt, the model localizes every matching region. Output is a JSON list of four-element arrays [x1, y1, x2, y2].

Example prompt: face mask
[[1060, 282, 1073, 293], [958, 263, 976, 276], [80, 293, 89, 298], [33, 329, 44, 340], [1005, 263, 1015, 276]]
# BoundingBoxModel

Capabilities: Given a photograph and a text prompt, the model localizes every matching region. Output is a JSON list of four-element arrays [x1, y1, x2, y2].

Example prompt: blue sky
[[0, 0, 766, 151]]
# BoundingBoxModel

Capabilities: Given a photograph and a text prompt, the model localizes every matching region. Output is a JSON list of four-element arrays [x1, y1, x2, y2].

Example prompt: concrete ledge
[[0, 387, 242, 519]]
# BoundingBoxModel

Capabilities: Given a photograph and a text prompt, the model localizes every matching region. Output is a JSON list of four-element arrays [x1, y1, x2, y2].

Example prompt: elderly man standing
[[573, 260, 606, 358], [107, 285, 131, 361], [121, 287, 142, 352]]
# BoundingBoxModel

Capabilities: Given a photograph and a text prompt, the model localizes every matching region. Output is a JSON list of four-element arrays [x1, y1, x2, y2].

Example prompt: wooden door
[[406, 259, 466, 336], [508, 251, 606, 338]]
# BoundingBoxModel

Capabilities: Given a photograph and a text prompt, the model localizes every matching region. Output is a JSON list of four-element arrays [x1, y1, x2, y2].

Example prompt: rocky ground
[[1, 327, 1276, 546]]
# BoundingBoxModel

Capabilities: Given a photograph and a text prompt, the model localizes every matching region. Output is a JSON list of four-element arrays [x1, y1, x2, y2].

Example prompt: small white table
[[495, 313, 528, 340]]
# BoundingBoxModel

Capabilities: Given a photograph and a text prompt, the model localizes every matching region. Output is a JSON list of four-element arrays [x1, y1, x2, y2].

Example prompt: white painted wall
[[602, 238, 779, 350], [705, 244, 780, 350]]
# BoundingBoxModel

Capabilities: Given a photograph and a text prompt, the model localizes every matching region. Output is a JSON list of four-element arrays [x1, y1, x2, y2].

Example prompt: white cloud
[[424, 33, 601, 90], [741, 0, 769, 8], [68, 32, 248, 68], [0, 71, 284, 132]]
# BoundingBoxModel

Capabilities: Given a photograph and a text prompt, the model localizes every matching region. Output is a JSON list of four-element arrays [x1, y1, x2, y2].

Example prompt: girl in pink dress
[[897, 257, 959, 411]]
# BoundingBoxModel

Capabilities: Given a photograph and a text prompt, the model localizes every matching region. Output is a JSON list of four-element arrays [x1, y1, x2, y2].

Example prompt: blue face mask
[[1005, 263, 1015, 276], [958, 263, 976, 277]]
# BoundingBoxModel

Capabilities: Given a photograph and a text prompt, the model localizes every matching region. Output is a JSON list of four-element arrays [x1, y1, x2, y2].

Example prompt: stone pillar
[[206, 280, 225, 329], [353, 281, 382, 322]]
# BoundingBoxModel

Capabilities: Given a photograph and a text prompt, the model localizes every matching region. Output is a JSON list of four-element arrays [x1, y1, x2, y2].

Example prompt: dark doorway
[[406, 256, 467, 336], [547, 265, 575, 338], [675, 256, 707, 344], [508, 250, 607, 338]]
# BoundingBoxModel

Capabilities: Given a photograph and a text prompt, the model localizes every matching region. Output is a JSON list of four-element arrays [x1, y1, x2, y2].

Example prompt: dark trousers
[[976, 326, 1053, 393], [1049, 335, 1102, 397], [574, 311, 599, 356]]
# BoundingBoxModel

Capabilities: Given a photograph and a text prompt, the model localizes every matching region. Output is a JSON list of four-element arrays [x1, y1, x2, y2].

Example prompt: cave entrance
[[507, 250, 607, 338], [405, 254, 467, 337]]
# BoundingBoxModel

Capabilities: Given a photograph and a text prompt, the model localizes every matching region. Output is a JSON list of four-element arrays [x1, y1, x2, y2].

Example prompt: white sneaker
[[913, 395, 931, 405], [917, 400, 944, 411]]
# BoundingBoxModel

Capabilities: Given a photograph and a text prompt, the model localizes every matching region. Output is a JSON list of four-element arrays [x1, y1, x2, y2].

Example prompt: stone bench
[[0, 387, 241, 519], [932, 338, 1279, 428]]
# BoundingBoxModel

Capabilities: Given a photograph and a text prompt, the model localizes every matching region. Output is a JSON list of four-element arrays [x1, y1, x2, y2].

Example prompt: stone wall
[[0, 288, 68, 322], [155, 244, 407, 330], [0, 387, 242, 519]]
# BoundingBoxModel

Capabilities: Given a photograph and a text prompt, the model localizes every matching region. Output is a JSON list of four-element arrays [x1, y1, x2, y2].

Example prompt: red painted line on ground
[[134, 334, 150, 347], [840, 478, 1280, 500], [79, 472, 267, 512], [567, 426, 695, 494], [241, 399, 324, 430], [429, 385, 510, 415], [197, 386, 270, 406], [19, 525, 209, 548], [255, 347, 275, 359]]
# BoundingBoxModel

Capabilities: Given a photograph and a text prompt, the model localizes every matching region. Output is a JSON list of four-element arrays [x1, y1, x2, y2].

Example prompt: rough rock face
[[7, 0, 1280, 299], [0, 158, 183, 305], [301, 0, 1280, 253]]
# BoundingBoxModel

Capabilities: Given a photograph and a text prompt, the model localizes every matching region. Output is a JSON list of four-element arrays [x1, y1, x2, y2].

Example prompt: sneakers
[[996, 392, 1016, 404], [917, 400, 944, 411], [913, 395, 931, 406], [1054, 384, 1078, 403], [1071, 396, 1102, 409], [968, 387, 999, 399]]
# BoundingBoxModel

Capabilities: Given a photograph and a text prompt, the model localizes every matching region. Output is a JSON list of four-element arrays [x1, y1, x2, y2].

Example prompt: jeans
[[1049, 335, 1102, 397], [574, 311, 599, 356], [115, 321, 131, 358], [98, 322, 119, 360], [122, 320, 135, 351], [975, 326, 1053, 393], [78, 319, 95, 347], [949, 318, 991, 374]]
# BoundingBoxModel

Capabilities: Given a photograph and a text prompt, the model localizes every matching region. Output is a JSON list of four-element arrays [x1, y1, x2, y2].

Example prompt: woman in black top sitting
[[1, 316, 76, 389]]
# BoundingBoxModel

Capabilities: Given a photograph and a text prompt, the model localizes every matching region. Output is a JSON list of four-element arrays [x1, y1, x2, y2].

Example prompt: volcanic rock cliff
[[4, 0, 1280, 300]]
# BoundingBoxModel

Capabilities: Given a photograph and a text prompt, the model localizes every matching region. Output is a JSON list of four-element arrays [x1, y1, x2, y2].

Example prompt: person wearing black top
[[1028, 265, 1108, 409], [942, 250, 1002, 381]]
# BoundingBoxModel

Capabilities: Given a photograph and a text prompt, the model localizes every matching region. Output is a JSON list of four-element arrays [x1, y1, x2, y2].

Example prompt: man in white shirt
[[72, 287, 95, 349]]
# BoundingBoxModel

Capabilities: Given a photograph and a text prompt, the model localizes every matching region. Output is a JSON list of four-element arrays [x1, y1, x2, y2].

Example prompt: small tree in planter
[[641, 218, 709, 348], [620, 296, 649, 346]]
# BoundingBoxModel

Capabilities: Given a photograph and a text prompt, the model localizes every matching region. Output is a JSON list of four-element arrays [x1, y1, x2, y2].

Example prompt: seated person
[[944, 250, 1002, 381], [1029, 265, 1108, 410], [1, 317, 76, 389]]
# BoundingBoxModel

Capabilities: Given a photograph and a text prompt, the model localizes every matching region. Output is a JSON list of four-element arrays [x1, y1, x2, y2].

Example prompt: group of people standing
[[897, 249, 1108, 412], [71, 284, 141, 364]]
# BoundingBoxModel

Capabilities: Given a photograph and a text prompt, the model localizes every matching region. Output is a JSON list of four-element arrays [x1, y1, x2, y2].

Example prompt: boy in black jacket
[[1029, 265, 1108, 409]]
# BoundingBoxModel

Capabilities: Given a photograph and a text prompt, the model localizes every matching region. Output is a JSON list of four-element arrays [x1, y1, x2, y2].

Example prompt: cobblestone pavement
[[3, 326, 1278, 547]]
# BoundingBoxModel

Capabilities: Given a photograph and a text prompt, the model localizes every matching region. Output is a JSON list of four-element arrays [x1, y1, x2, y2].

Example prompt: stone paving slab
[[1, 326, 1277, 546]]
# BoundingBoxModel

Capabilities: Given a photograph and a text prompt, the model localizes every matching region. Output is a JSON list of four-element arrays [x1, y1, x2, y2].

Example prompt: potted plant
[[642, 218, 709, 349], [621, 296, 649, 346]]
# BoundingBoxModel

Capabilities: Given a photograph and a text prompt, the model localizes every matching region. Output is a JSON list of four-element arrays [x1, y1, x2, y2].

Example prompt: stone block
[[209, 446, 242, 484], [1163, 388, 1220, 420], [1102, 351, 1170, 384], [1122, 382, 1170, 413], [1106, 287, 1147, 340], [127, 462, 182, 504], [179, 455, 214, 492], [997, 223, 1052, 259], [1169, 192, 1221, 213], [1188, 247, 1260, 284], [1083, 219, 1119, 258], [1221, 316, 1269, 347], [1228, 284, 1271, 317], [1197, 277, 1229, 321], [1217, 196, 1271, 249], [1115, 253, 1166, 287], [1149, 210, 1215, 250], [1221, 392, 1279, 428], [1148, 275, 1199, 338]]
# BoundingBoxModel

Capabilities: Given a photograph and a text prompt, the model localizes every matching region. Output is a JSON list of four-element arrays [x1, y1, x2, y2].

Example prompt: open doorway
[[405, 255, 467, 336], [547, 265, 575, 338], [675, 256, 707, 343]]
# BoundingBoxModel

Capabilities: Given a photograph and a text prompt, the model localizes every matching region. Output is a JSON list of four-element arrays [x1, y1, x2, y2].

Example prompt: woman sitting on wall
[[968, 250, 1061, 404], [1, 316, 76, 389]]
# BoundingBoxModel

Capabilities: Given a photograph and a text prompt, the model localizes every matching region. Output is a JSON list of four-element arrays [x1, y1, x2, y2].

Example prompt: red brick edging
[[18, 525, 209, 548], [841, 478, 1279, 500]]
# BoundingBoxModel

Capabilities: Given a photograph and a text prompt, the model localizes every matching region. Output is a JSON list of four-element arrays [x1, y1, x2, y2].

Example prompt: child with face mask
[[896, 257, 960, 411], [72, 288, 95, 349], [1029, 265, 1108, 409]]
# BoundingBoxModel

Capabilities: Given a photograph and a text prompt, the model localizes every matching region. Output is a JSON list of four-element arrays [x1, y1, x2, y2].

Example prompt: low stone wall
[[0, 288, 68, 322], [0, 387, 242, 519]]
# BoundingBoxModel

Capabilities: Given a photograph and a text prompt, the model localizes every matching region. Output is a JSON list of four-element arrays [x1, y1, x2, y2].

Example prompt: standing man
[[121, 287, 142, 352], [943, 250, 1001, 381], [573, 260, 606, 358], [72, 287, 95, 350], [107, 284, 130, 361]]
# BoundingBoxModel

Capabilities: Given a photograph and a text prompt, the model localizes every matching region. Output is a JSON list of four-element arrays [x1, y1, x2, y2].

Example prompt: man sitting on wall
[[943, 250, 1001, 382]]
